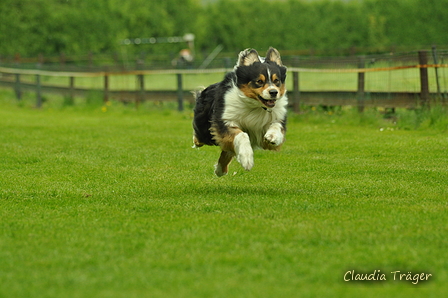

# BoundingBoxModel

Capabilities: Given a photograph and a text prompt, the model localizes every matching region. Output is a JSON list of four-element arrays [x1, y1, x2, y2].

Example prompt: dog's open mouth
[[258, 96, 276, 108]]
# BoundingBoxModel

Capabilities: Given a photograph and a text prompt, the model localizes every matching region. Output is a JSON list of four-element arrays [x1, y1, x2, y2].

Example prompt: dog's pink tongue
[[265, 100, 276, 108]]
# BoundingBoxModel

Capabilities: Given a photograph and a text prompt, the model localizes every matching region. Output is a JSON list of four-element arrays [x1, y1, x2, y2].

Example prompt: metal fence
[[0, 49, 447, 111]]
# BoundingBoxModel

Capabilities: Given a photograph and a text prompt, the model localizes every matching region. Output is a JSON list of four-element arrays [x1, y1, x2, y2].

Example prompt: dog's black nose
[[269, 89, 278, 97]]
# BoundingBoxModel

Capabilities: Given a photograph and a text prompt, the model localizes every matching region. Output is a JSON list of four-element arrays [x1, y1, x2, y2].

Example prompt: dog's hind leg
[[192, 134, 204, 148], [212, 126, 254, 173], [215, 151, 234, 177]]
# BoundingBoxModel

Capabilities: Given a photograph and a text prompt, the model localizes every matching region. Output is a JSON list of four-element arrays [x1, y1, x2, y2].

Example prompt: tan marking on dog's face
[[271, 74, 280, 87], [240, 74, 266, 101], [271, 73, 286, 97]]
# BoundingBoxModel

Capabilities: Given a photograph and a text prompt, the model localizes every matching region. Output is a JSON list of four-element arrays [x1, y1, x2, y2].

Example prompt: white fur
[[222, 86, 287, 149], [233, 132, 254, 171], [192, 135, 199, 148], [264, 122, 284, 145], [236, 49, 262, 68]]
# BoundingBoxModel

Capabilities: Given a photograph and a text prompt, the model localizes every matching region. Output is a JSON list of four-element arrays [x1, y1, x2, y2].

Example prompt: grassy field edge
[[1, 92, 447, 298]]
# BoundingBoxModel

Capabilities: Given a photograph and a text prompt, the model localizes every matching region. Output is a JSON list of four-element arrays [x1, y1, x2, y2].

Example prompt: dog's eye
[[256, 79, 264, 85], [273, 79, 280, 85]]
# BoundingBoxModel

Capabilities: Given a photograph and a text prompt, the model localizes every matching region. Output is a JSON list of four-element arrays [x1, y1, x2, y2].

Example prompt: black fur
[[192, 72, 235, 146]]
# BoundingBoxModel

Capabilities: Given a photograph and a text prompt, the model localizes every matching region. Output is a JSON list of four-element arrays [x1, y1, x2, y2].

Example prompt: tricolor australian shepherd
[[192, 47, 287, 176]]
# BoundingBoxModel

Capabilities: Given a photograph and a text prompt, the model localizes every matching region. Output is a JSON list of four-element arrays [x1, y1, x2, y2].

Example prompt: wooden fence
[[0, 50, 447, 111]]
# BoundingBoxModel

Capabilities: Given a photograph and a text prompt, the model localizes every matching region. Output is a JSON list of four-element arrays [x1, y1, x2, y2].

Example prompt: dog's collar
[[262, 107, 273, 113]]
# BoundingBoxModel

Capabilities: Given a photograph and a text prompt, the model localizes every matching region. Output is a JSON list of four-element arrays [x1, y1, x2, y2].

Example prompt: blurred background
[[1, 0, 447, 69], [1, 0, 447, 111]]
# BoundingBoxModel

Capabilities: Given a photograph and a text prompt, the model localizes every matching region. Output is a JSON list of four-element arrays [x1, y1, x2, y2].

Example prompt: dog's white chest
[[222, 89, 287, 148]]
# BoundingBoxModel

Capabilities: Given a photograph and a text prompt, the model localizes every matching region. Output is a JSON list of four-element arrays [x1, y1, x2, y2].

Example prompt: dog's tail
[[191, 86, 206, 102], [191, 86, 206, 149]]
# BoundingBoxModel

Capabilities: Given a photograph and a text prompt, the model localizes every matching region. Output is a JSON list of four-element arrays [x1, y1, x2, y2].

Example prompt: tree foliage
[[0, 0, 447, 58]]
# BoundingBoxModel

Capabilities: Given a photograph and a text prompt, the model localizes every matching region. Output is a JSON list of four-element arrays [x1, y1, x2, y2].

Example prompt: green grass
[[1, 92, 448, 298]]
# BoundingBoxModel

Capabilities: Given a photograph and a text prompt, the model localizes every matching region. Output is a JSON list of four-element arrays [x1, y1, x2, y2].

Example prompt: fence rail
[[1, 50, 447, 111]]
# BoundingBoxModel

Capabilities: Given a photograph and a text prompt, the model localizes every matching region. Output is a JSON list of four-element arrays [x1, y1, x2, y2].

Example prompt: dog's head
[[235, 47, 287, 108]]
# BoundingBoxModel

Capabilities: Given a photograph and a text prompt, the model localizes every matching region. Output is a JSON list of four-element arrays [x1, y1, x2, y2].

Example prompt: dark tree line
[[1, 0, 447, 59]]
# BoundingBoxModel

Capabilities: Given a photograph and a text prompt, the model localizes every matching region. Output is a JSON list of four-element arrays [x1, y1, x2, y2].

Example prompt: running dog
[[192, 47, 287, 176]]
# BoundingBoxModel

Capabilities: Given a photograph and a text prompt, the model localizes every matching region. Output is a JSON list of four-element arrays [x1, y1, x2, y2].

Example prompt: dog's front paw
[[236, 146, 254, 171], [264, 129, 284, 146], [234, 133, 254, 171]]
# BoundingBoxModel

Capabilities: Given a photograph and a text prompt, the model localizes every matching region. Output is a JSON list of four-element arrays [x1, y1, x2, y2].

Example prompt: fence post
[[14, 73, 22, 100], [418, 50, 430, 108], [103, 75, 109, 103], [292, 71, 300, 113], [177, 73, 184, 111], [291, 56, 300, 113], [431, 45, 441, 100], [36, 74, 42, 108], [357, 56, 365, 113], [137, 74, 145, 107], [68, 76, 75, 105]]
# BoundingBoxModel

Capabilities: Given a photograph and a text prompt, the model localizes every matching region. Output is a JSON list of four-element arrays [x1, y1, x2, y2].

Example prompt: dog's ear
[[265, 47, 283, 66], [237, 49, 261, 67]]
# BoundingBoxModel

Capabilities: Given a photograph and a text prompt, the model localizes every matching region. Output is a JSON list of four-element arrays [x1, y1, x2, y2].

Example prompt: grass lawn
[[0, 92, 447, 297]]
